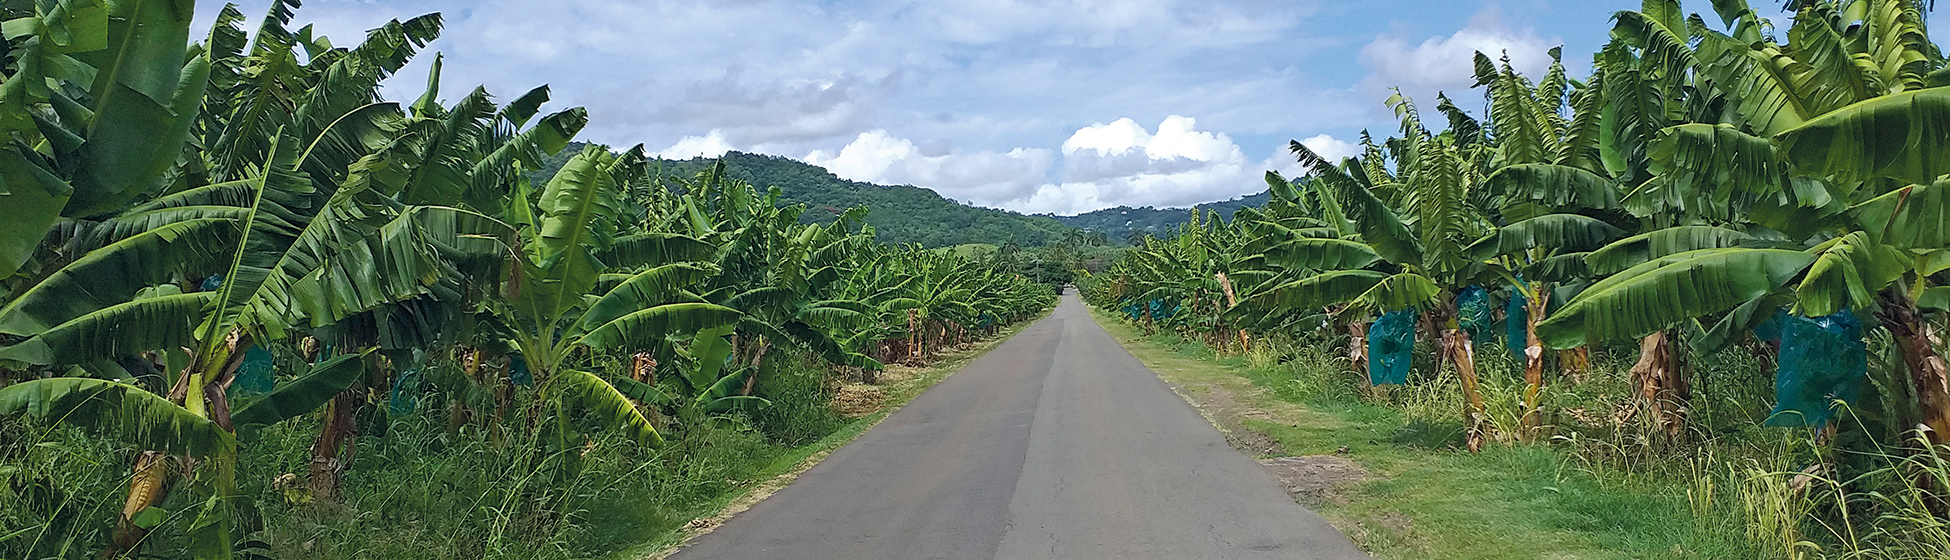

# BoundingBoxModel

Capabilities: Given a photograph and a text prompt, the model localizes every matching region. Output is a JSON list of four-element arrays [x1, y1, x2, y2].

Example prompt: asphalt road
[[670, 293, 1370, 560]]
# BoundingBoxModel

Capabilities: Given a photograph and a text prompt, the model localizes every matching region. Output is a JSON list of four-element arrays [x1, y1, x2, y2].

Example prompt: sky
[[190, 0, 1947, 216]]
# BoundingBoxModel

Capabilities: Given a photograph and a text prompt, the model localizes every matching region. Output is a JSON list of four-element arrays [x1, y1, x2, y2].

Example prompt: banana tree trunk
[[907, 310, 920, 361], [1445, 326, 1488, 453], [1561, 347, 1590, 384], [1520, 285, 1551, 439], [1348, 320, 1370, 386], [1629, 331, 1687, 438], [1215, 272, 1250, 353], [631, 352, 657, 384], [1880, 291, 1950, 446], [309, 389, 358, 502]]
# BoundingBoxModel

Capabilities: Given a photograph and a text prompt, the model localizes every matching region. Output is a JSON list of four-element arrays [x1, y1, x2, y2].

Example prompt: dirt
[[831, 384, 885, 417], [1160, 378, 1375, 511], [1182, 382, 1289, 456], [1259, 455, 1370, 507]]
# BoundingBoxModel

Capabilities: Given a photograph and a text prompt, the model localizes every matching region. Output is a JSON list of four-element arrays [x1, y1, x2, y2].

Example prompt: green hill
[[652, 152, 1078, 247], [1043, 191, 1271, 244]]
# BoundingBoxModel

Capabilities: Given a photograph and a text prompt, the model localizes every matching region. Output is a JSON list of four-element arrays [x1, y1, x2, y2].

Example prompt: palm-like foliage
[[0, 4, 1050, 558], [1085, 0, 1950, 455]]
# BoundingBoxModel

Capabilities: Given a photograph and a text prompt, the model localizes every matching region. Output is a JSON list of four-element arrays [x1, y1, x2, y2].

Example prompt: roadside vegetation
[[0, 2, 1054, 559], [1082, 1, 1950, 557]]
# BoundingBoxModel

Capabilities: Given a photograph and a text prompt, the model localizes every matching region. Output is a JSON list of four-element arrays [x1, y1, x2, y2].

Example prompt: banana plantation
[[1084, 0, 1950, 555], [0, 1, 1053, 558]]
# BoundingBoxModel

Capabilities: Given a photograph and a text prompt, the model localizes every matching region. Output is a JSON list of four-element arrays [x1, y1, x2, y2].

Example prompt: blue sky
[[192, 1, 1945, 215]]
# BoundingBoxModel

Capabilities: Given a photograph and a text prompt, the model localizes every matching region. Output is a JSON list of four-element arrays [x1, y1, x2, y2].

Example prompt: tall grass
[[0, 351, 853, 560]]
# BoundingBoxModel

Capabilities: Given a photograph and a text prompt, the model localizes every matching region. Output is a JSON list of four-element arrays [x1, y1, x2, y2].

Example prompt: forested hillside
[[653, 152, 1078, 247], [1044, 190, 1272, 243]]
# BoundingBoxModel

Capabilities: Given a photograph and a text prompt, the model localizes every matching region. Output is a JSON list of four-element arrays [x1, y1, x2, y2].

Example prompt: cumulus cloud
[[1298, 134, 1360, 163], [804, 117, 1284, 216], [1358, 7, 1559, 108], [806, 131, 1054, 205], [648, 71, 897, 148], [653, 130, 736, 160], [1016, 116, 1270, 215]]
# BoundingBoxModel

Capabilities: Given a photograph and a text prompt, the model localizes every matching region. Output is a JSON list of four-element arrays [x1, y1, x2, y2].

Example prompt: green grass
[[1086, 308, 1764, 559]]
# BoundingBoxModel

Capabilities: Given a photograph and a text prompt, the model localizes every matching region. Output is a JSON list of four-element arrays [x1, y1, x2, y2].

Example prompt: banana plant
[[610, 325, 770, 429], [1539, 0, 1950, 443], [0, 348, 370, 559], [1, 0, 210, 279], [481, 145, 740, 451], [1234, 96, 1499, 450]]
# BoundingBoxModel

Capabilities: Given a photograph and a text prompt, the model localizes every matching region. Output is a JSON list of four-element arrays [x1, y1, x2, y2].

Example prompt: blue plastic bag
[[510, 355, 533, 387], [1765, 311, 1867, 428], [1367, 309, 1417, 385], [1456, 286, 1493, 343], [229, 347, 275, 397], [1506, 290, 1529, 361], [388, 350, 425, 416]]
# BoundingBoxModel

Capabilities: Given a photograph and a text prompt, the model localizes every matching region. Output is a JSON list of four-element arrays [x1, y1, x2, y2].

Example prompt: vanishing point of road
[[671, 293, 1370, 560]]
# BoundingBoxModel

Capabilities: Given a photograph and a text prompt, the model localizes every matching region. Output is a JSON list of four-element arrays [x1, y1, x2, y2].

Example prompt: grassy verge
[[619, 311, 1048, 560], [1085, 307, 1764, 559]]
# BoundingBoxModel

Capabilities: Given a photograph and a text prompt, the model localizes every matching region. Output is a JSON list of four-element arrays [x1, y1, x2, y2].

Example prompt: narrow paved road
[[671, 294, 1369, 560]]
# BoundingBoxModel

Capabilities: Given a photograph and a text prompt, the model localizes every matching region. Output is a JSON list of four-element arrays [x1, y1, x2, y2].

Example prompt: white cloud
[[1357, 7, 1559, 108], [803, 118, 1288, 216], [1299, 134, 1359, 162], [807, 130, 1054, 205], [1010, 116, 1271, 215], [654, 129, 736, 160]]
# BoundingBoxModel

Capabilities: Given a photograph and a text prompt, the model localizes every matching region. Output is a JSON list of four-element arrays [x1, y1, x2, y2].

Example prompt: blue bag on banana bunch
[[1367, 309, 1417, 385], [1764, 311, 1867, 428]]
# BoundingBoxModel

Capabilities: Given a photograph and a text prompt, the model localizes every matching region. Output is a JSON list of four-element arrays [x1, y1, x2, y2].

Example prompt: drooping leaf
[[1630, 123, 1787, 221], [553, 369, 661, 447], [1538, 249, 1815, 348], [1261, 238, 1383, 272], [1847, 178, 1950, 249], [230, 350, 368, 427], [0, 146, 71, 278], [1353, 273, 1442, 315], [1235, 269, 1389, 318], [65, 0, 206, 217], [1584, 226, 1758, 275], [704, 395, 771, 414], [577, 263, 718, 332], [1468, 214, 1625, 260], [0, 219, 239, 337], [578, 303, 741, 354], [1795, 232, 1911, 317], [0, 378, 234, 458], [0, 293, 212, 365], [595, 233, 716, 269], [1776, 88, 1950, 185], [1482, 163, 1619, 213], [1291, 140, 1422, 265]]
